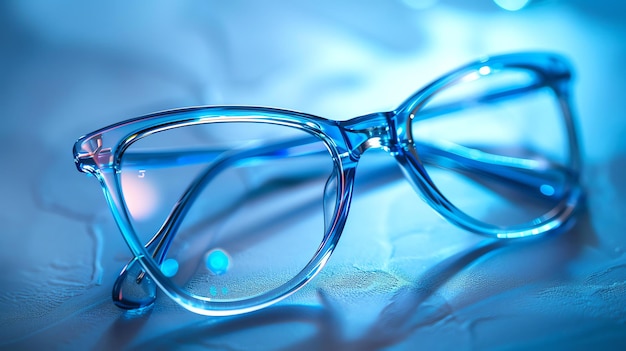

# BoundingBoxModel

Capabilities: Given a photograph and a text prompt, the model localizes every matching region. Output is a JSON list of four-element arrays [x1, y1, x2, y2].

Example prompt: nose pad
[[112, 256, 157, 310], [323, 167, 339, 233]]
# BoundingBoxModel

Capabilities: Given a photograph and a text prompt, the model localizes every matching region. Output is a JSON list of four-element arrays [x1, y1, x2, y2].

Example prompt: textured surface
[[1, 1, 625, 350]]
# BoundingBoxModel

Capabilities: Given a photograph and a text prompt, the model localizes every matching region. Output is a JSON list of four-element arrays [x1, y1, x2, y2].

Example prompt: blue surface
[[1, 0, 625, 349]]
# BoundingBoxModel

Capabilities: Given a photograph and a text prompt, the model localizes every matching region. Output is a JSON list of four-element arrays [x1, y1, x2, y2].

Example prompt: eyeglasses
[[73, 52, 583, 316]]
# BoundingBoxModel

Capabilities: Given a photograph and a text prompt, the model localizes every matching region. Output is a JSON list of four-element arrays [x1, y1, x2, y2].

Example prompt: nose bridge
[[338, 111, 397, 158]]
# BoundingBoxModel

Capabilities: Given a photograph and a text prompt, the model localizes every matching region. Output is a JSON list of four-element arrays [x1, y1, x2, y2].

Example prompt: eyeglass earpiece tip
[[112, 259, 157, 311]]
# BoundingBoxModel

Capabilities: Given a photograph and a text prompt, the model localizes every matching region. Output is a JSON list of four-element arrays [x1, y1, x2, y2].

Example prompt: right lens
[[118, 121, 339, 302], [411, 66, 573, 228]]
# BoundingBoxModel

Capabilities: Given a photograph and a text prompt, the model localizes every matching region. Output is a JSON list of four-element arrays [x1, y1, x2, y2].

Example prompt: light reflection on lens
[[161, 258, 179, 277], [540, 184, 555, 196], [121, 171, 159, 220], [205, 249, 230, 275]]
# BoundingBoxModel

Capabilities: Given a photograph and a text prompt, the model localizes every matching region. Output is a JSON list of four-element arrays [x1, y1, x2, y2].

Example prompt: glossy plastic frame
[[73, 52, 582, 316]]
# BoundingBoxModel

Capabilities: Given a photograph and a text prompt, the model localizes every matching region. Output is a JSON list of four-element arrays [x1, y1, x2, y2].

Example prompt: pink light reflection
[[121, 171, 160, 221]]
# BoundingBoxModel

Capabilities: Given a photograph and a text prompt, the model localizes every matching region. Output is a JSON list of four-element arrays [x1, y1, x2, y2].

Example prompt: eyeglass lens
[[411, 67, 571, 227], [119, 122, 338, 301]]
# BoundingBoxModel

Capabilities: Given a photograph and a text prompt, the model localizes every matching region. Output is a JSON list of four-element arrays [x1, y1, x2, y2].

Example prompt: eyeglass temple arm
[[415, 141, 574, 196], [127, 138, 567, 263], [400, 66, 571, 123], [123, 139, 567, 199], [407, 84, 539, 123]]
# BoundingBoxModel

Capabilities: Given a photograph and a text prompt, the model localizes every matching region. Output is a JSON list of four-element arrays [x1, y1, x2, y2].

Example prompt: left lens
[[119, 120, 339, 302]]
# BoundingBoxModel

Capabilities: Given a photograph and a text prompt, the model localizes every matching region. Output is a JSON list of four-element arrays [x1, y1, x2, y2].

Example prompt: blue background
[[1, 0, 625, 349]]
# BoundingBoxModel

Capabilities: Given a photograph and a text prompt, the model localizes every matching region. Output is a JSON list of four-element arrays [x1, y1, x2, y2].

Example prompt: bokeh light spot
[[493, 0, 530, 11], [206, 249, 230, 275], [540, 184, 555, 196], [160, 258, 179, 278]]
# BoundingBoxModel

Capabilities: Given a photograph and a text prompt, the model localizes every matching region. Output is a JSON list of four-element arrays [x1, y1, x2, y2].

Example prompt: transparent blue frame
[[73, 52, 582, 316]]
